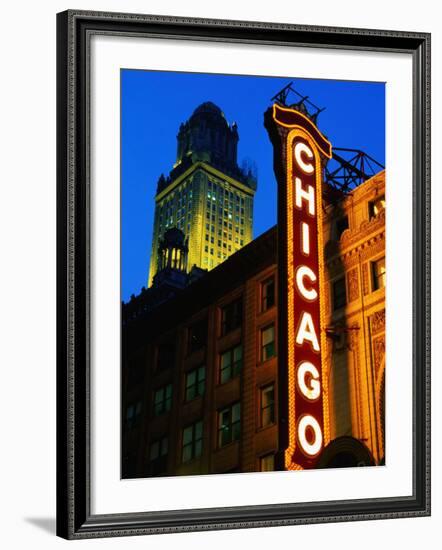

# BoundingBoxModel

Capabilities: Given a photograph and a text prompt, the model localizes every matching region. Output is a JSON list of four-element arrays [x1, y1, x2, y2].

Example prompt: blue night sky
[[121, 70, 385, 302]]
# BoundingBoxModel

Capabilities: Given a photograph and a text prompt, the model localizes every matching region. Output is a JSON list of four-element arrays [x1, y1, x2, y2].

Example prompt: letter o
[[298, 415, 323, 457]]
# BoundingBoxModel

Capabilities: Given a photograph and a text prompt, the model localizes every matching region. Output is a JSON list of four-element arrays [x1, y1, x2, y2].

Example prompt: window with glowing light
[[260, 384, 275, 427], [218, 403, 241, 448], [261, 324, 276, 362], [372, 257, 386, 290], [260, 453, 275, 472], [369, 195, 385, 218]]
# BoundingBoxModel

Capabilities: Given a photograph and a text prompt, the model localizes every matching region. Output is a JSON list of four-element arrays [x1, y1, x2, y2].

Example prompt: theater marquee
[[265, 103, 332, 470]]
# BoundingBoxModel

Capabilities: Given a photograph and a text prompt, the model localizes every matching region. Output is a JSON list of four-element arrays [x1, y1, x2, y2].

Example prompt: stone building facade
[[123, 170, 385, 478]]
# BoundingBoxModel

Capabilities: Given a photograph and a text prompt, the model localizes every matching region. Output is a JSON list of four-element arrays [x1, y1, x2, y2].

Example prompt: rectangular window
[[260, 453, 275, 472], [261, 277, 275, 311], [372, 257, 386, 290], [125, 401, 142, 429], [333, 277, 347, 310], [185, 366, 205, 401], [187, 318, 208, 354], [157, 338, 176, 371], [221, 297, 242, 336], [149, 436, 168, 476], [261, 324, 276, 362], [220, 345, 242, 384], [218, 403, 241, 448], [182, 420, 203, 463], [260, 384, 275, 427], [153, 384, 172, 416], [369, 195, 386, 218]]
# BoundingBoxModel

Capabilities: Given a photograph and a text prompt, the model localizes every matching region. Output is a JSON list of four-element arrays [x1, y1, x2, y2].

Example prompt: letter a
[[295, 311, 320, 352]]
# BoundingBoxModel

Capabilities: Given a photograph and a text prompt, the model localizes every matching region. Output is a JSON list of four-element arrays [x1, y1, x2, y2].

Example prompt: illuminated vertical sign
[[265, 104, 332, 469]]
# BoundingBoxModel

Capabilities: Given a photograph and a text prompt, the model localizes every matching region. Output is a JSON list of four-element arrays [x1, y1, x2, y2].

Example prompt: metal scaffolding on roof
[[325, 148, 385, 194], [270, 83, 385, 198]]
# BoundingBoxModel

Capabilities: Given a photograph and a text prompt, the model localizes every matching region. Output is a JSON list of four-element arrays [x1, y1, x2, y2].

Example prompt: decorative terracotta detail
[[371, 309, 386, 335], [359, 219, 369, 232], [373, 336, 385, 378], [347, 268, 359, 302], [362, 263, 369, 295], [347, 324, 360, 352], [340, 228, 351, 244]]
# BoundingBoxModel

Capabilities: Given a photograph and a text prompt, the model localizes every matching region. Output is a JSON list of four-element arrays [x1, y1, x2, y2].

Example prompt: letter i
[[302, 222, 310, 255]]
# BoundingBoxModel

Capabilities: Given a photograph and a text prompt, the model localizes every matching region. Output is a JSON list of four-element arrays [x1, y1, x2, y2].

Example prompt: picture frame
[[56, 9, 431, 540]]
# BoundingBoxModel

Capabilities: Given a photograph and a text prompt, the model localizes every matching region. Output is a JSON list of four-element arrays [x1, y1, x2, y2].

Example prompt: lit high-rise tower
[[148, 102, 257, 287]]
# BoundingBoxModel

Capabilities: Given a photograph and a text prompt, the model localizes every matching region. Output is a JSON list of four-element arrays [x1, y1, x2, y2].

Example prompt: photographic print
[[57, 11, 430, 538], [121, 71, 386, 478]]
